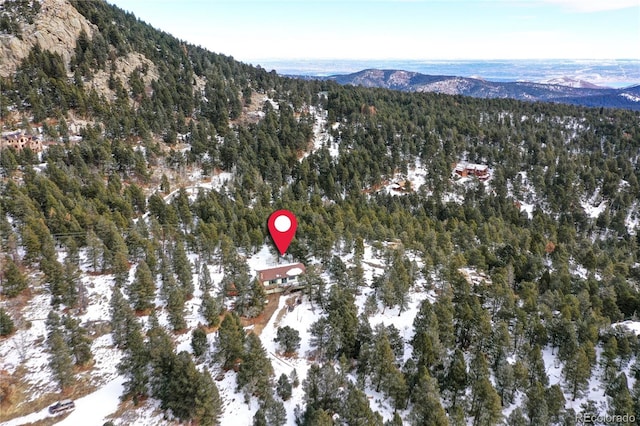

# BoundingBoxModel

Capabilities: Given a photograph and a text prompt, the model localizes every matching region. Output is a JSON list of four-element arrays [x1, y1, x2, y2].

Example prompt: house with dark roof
[[256, 263, 306, 294]]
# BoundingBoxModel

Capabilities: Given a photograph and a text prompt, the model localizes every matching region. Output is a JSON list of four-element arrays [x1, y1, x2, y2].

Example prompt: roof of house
[[454, 162, 488, 172], [257, 263, 306, 282]]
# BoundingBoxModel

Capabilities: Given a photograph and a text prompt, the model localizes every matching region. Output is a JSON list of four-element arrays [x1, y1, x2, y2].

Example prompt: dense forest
[[0, 1, 639, 425]]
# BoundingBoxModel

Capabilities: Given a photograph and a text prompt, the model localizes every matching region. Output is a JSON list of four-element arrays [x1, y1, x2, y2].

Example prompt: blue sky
[[108, 0, 640, 61]]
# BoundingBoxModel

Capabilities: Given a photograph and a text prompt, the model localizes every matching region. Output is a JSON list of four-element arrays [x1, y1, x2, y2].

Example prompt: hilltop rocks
[[0, 0, 96, 77]]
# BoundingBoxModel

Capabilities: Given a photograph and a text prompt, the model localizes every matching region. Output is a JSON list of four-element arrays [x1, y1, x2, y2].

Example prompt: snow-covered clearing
[[302, 106, 339, 160]]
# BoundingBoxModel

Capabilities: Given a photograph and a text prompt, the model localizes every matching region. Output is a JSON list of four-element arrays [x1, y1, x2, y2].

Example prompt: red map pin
[[268, 210, 297, 255]]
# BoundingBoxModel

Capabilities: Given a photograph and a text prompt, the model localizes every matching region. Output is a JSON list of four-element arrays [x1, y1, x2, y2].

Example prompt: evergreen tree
[[62, 315, 92, 366], [216, 312, 245, 370], [408, 367, 448, 426], [200, 291, 222, 327], [546, 384, 565, 424], [370, 326, 398, 393], [128, 260, 155, 312], [506, 408, 527, 426], [1, 257, 27, 297], [302, 363, 342, 415], [0, 307, 15, 336], [385, 412, 403, 426], [341, 382, 384, 426], [564, 346, 592, 401], [191, 327, 208, 358], [444, 348, 468, 407], [110, 286, 134, 349], [469, 375, 502, 426], [193, 368, 223, 426], [173, 240, 194, 298], [469, 351, 502, 425], [525, 382, 549, 426], [47, 324, 74, 390], [606, 373, 635, 424], [237, 333, 274, 400], [254, 408, 268, 426], [276, 373, 292, 401], [275, 326, 301, 355], [262, 394, 287, 426], [118, 316, 149, 405], [199, 263, 213, 293], [86, 229, 104, 273], [290, 368, 300, 388]]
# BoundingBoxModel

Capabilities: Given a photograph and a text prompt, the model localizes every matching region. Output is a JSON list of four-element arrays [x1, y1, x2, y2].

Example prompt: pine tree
[[253, 408, 267, 426], [110, 286, 135, 349], [200, 292, 222, 327], [276, 373, 292, 401], [469, 376, 502, 426], [112, 249, 130, 287], [166, 283, 186, 331], [1, 257, 27, 297], [128, 260, 155, 312], [525, 382, 549, 426], [236, 278, 266, 318], [606, 373, 635, 424], [262, 394, 287, 426], [411, 299, 444, 372], [290, 368, 300, 388], [469, 351, 502, 425], [61, 258, 80, 308], [146, 313, 174, 368], [546, 384, 565, 423], [0, 307, 15, 336], [444, 348, 468, 407], [302, 363, 342, 415], [118, 316, 148, 405], [506, 408, 527, 426], [564, 346, 591, 401], [342, 382, 384, 426], [172, 240, 194, 298], [199, 263, 212, 293], [494, 358, 515, 407], [193, 368, 222, 426], [216, 312, 245, 370], [86, 229, 104, 272], [62, 316, 92, 366], [387, 367, 408, 412], [237, 333, 273, 400], [47, 326, 74, 390], [527, 344, 549, 387], [275, 326, 301, 355], [408, 367, 448, 426], [370, 327, 397, 393], [191, 327, 208, 358]]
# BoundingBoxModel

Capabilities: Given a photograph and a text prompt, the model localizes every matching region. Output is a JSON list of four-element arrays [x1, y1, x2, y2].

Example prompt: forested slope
[[0, 1, 639, 425]]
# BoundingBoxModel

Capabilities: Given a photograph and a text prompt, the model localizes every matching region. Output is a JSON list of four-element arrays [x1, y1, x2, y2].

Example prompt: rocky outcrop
[[0, 0, 96, 77], [87, 52, 159, 101]]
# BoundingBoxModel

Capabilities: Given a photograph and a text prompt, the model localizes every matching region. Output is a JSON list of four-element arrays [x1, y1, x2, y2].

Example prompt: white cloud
[[538, 0, 639, 12]]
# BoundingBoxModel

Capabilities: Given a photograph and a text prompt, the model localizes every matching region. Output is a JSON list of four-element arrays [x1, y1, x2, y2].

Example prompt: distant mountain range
[[298, 69, 640, 110]]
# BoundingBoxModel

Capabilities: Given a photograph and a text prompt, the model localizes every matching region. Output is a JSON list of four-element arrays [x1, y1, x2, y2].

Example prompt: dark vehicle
[[48, 399, 75, 415]]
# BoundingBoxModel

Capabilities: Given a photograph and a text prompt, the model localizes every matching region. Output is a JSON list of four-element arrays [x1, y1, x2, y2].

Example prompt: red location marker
[[268, 210, 297, 255]]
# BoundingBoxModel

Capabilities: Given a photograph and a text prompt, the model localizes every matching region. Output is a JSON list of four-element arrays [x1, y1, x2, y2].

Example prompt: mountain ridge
[[294, 68, 640, 110]]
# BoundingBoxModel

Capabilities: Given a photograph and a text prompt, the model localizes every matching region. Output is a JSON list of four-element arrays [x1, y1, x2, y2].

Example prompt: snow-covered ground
[[2, 206, 638, 426], [612, 320, 640, 336], [302, 106, 339, 160]]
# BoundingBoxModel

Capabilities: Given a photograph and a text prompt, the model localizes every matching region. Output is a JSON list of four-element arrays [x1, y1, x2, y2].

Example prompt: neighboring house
[[453, 162, 490, 180], [256, 263, 306, 294], [1, 133, 43, 152]]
